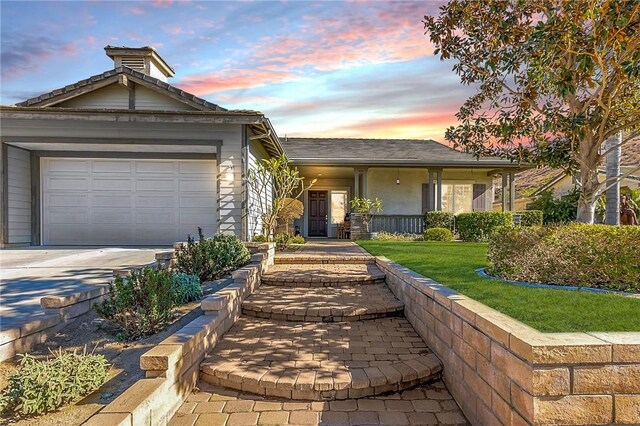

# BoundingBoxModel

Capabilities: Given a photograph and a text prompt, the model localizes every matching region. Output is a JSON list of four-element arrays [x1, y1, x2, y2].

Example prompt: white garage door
[[42, 158, 217, 245]]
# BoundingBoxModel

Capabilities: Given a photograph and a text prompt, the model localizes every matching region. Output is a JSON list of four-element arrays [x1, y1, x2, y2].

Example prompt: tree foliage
[[425, 0, 640, 223]]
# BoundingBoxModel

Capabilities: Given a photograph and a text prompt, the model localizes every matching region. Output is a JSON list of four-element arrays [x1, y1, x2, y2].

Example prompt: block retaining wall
[[376, 256, 640, 426], [83, 242, 275, 426]]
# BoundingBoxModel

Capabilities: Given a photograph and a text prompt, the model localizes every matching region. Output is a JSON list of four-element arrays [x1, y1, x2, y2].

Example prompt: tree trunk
[[576, 163, 599, 224]]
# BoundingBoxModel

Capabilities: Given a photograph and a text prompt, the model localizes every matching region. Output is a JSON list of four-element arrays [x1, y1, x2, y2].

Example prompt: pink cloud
[[162, 24, 183, 35], [152, 0, 173, 7], [128, 5, 145, 15], [177, 68, 294, 95]]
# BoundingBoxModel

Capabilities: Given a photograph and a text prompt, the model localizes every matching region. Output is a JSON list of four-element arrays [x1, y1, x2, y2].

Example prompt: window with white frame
[[441, 184, 473, 214]]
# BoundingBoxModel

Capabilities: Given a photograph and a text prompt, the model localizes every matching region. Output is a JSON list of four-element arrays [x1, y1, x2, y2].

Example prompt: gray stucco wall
[[7, 146, 31, 244]]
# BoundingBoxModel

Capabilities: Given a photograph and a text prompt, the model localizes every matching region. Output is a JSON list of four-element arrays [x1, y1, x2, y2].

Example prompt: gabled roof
[[281, 137, 522, 168], [16, 66, 225, 111]]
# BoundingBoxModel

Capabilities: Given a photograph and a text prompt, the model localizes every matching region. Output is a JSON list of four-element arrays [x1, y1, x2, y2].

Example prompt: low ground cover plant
[[274, 233, 305, 250], [251, 234, 268, 243], [373, 231, 423, 241], [171, 273, 203, 305], [488, 224, 640, 292], [0, 348, 108, 417], [456, 211, 513, 242], [174, 228, 250, 282], [424, 227, 454, 242]]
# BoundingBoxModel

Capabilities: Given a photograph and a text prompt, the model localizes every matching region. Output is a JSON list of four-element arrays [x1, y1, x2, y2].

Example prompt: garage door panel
[[48, 194, 89, 207], [179, 179, 215, 192], [180, 194, 215, 208], [135, 210, 175, 225], [136, 179, 176, 191], [42, 158, 217, 245], [93, 194, 132, 208], [180, 211, 217, 226], [136, 161, 177, 173], [92, 160, 132, 173], [179, 162, 215, 174], [92, 178, 133, 191], [47, 210, 89, 224], [136, 195, 175, 208], [47, 177, 90, 191], [91, 209, 133, 224], [46, 159, 89, 173]]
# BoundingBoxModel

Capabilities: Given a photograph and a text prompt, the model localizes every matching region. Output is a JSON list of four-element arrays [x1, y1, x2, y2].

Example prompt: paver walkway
[[171, 241, 467, 425]]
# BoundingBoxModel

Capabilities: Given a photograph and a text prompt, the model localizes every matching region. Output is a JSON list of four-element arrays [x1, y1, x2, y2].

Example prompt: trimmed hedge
[[517, 210, 543, 226], [488, 224, 640, 292], [424, 227, 454, 242], [425, 211, 455, 231], [455, 211, 513, 242]]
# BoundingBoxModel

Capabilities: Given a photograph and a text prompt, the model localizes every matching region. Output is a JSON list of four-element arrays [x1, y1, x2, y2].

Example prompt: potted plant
[[350, 197, 383, 240]]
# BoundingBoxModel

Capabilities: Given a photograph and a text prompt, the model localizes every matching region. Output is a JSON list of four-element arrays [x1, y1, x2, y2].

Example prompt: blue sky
[[0, 0, 472, 141]]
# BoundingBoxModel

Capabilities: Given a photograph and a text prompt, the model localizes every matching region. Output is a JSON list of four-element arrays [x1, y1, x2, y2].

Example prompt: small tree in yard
[[350, 197, 383, 233], [425, 1, 640, 223], [248, 153, 315, 238], [278, 197, 304, 235]]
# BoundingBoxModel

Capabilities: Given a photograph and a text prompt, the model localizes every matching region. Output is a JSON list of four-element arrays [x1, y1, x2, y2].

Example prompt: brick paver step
[[262, 263, 386, 287], [242, 284, 404, 322], [200, 317, 442, 400], [275, 255, 376, 264], [170, 381, 469, 426]]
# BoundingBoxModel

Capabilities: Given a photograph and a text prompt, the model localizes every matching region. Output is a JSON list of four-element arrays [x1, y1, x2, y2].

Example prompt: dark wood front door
[[308, 191, 328, 237]]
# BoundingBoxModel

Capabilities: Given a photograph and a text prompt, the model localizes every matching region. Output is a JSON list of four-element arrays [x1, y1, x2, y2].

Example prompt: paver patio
[[171, 241, 468, 425]]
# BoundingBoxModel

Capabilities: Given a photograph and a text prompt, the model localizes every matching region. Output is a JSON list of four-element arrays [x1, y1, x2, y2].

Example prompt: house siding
[[58, 84, 129, 109], [7, 146, 31, 244], [247, 139, 272, 238], [134, 86, 196, 111]]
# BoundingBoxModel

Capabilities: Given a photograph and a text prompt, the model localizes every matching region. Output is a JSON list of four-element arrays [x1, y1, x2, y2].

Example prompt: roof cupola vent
[[104, 45, 175, 82]]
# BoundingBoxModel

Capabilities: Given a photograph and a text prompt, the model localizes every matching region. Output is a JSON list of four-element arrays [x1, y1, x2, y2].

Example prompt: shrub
[[455, 211, 513, 242], [174, 228, 251, 282], [289, 235, 305, 244], [96, 266, 176, 339], [527, 189, 579, 224], [251, 234, 268, 243], [373, 231, 423, 241], [424, 227, 454, 242], [488, 224, 640, 292], [274, 233, 290, 250], [277, 198, 304, 235], [425, 211, 455, 231], [0, 348, 108, 417], [517, 210, 543, 226], [171, 273, 202, 304]]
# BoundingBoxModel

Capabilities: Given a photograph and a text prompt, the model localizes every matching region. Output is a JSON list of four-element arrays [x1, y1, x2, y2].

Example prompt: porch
[[293, 165, 517, 238]]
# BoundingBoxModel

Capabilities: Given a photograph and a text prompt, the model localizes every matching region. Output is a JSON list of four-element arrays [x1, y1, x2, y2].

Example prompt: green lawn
[[358, 241, 640, 332]]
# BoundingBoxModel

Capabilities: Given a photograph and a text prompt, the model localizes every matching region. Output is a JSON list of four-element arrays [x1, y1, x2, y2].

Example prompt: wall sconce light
[[396, 168, 400, 185]]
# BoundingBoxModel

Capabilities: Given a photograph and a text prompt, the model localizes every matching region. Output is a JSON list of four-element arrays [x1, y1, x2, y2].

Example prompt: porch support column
[[509, 172, 516, 212], [427, 170, 435, 211], [354, 168, 360, 198], [501, 172, 508, 212], [436, 169, 443, 211]]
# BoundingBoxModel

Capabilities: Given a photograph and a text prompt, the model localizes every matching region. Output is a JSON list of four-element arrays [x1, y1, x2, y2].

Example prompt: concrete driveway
[[0, 247, 161, 329]]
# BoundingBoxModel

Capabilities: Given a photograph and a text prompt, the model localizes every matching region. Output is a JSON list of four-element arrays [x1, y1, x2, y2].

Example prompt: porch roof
[[281, 137, 524, 169]]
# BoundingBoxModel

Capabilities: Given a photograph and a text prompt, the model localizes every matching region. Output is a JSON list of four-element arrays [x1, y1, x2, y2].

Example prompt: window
[[330, 191, 348, 224], [441, 184, 473, 214]]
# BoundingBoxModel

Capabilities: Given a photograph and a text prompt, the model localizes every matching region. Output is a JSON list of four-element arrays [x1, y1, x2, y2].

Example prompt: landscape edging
[[83, 242, 275, 426], [375, 256, 640, 426]]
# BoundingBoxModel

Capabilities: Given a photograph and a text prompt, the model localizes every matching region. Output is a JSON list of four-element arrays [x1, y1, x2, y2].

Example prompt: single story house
[[0, 46, 524, 246]]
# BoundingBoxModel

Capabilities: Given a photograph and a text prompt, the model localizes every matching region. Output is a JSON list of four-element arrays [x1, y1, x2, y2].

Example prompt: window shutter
[[422, 183, 429, 213], [473, 184, 486, 211]]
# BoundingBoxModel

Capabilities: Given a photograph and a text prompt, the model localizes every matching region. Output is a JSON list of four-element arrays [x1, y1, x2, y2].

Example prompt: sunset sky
[[0, 0, 471, 142]]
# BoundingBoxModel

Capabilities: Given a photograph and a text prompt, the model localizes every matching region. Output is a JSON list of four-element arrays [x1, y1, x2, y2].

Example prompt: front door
[[308, 190, 328, 237]]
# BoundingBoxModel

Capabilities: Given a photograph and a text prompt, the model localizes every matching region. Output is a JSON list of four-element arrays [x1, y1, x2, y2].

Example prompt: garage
[[41, 158, 217, 245]]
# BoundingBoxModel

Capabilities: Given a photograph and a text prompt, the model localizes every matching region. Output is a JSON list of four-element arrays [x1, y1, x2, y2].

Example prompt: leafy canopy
[[424, 1, 639, 176]]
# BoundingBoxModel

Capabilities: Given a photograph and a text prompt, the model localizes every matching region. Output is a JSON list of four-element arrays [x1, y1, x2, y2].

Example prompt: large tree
[[425, 0, 640, 223]]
